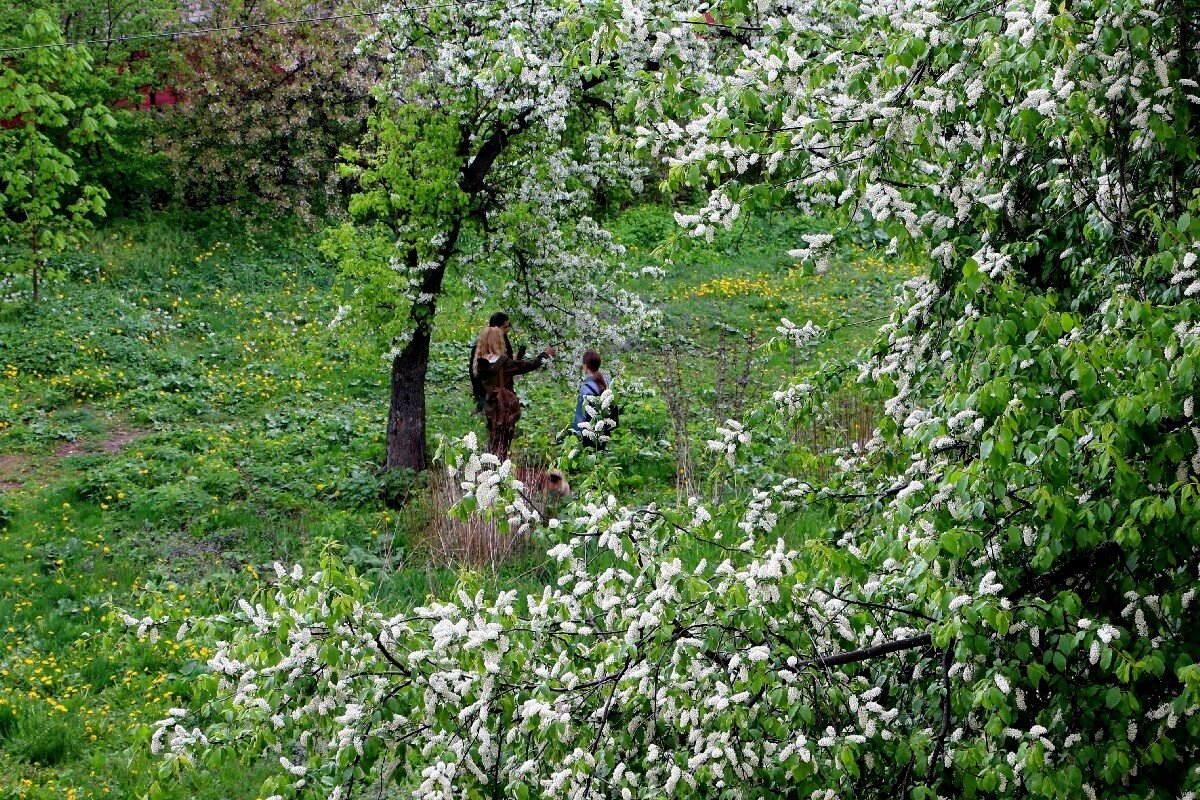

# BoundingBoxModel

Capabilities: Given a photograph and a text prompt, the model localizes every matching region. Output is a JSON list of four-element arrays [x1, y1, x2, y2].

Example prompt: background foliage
[[155, 0, 377, 221], [0, 11, 114, 301]]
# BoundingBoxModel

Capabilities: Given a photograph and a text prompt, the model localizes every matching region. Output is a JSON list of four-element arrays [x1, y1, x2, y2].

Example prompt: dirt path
[[0, 424, 151, 493], [0, 453, 32, 492], [53, 425, 149, 458]]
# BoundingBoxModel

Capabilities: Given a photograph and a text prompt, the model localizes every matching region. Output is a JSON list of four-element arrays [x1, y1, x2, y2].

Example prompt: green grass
[[7, 704, 83, 767], [0, 206, 913, 799], [615, 205, 917, 355]]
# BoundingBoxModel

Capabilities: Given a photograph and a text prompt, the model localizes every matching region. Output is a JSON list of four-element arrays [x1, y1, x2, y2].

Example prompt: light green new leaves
[[0, 11, 113, 301], [322, 105, 467, 354]]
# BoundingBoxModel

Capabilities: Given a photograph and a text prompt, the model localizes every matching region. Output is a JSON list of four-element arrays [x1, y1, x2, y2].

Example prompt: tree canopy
[[323, 0, 673, 471]]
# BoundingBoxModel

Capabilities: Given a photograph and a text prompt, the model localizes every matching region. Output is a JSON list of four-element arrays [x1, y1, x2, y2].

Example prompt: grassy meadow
[[0, 207, 916, 799]]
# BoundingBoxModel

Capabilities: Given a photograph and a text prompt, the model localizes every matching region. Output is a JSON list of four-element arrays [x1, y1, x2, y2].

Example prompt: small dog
[[546, 469, 572, 499]]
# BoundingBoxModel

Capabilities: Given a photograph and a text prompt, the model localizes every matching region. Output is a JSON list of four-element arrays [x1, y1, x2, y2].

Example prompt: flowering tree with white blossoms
[[145, 0, 1200, 797], [322, 0, 708, 471], [645, 0, 1200, 793], [158, 0, 377, 222]]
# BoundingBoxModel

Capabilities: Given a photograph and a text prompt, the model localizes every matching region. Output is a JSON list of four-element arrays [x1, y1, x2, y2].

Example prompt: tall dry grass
[[405, 468, 558, 569], [791, 390, 876, 452]]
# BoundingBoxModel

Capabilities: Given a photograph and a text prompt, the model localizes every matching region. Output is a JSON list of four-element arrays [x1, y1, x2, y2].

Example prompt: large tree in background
[[156, 0, 378, 221], [1, 0, 184, 208], [3, 0, 380, 215], [324, 0, 688, 472], [151, 0, 1200, 798]]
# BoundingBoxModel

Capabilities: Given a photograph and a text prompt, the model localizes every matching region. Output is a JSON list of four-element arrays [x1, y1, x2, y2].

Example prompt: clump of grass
[[7, 704, 83, 767], [790, 387, 877, 454], [0, 699, 18, 742], [78, 653, 123, 691], [407, 475, 536, 569]]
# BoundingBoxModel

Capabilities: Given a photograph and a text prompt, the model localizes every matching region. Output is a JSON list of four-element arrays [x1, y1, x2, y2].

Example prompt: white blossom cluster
[[707, 419, 751, 468], [577, 388, 619, 445], [775, 317, 824, 349], [445, 432, 541, 536]]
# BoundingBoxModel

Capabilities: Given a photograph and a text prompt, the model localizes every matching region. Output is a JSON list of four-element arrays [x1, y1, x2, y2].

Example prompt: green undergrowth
[[0, 206, 911, 799], [614, 205, 920, 360]]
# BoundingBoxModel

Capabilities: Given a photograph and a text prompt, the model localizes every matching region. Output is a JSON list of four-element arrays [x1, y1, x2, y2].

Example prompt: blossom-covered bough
[[147, 0, 1199, 796]]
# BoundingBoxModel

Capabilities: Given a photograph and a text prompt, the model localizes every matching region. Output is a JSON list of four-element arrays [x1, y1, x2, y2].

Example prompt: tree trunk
[[386, 329, 431, 472], [381, 107, 536, 474], [31, 231, 40, 303], [29, 167, 40, 303], [384, 221, 462, 473]]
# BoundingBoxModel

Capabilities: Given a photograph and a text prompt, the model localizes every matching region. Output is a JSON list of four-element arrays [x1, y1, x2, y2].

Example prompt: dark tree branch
[[373, 631, 412, 677], [928, 644, 955, 775], [813, 588, 937, 623], [795, 633, 933, 670], [461, 109, 535, 194]]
